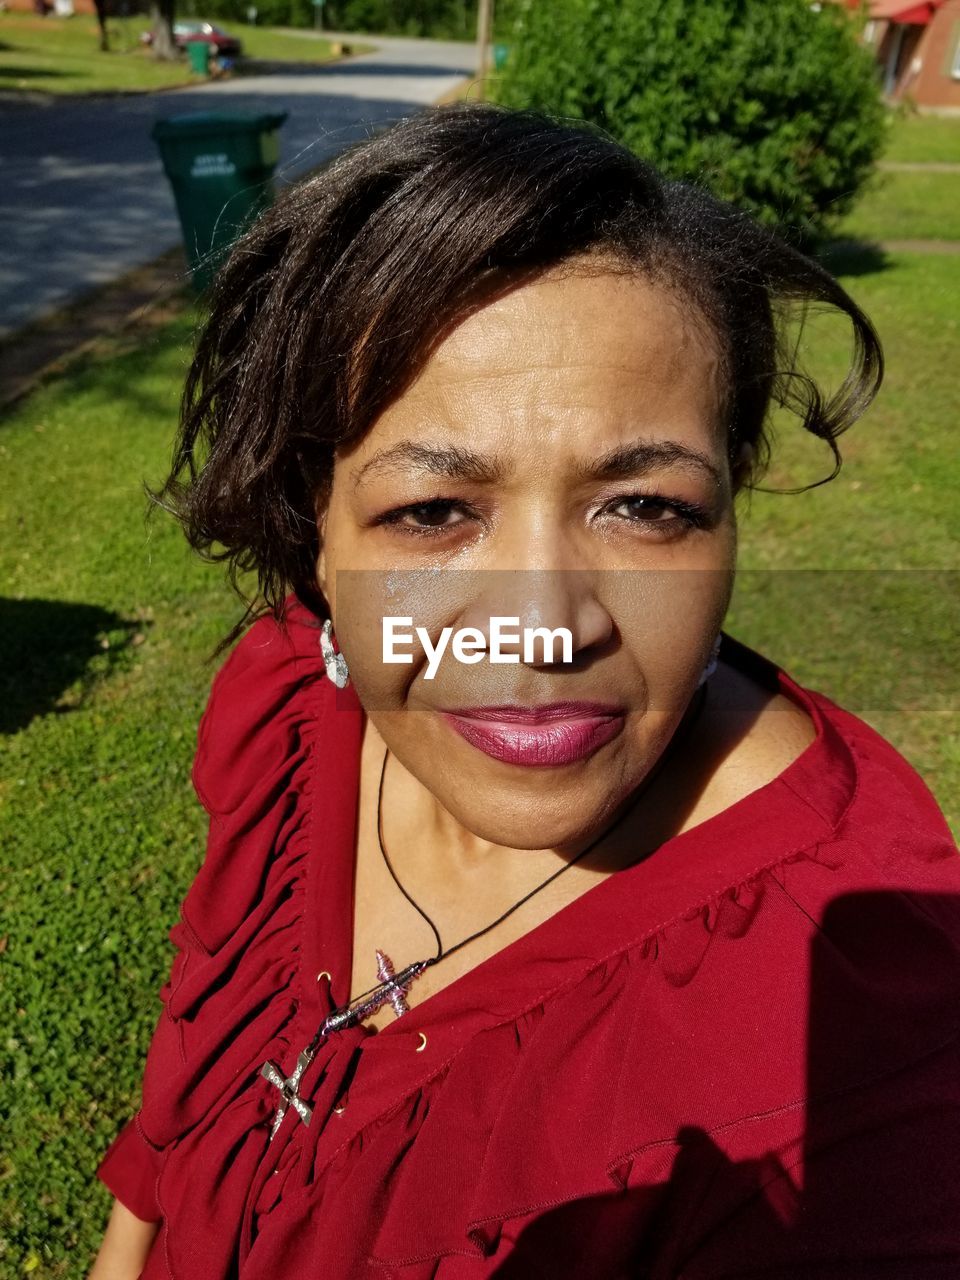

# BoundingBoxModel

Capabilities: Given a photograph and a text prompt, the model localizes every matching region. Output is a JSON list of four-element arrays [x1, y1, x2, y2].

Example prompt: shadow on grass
[[235, 57, 469, 78], [817, 236, 892, 278], [0, 66, 70, 82], [0, 597, 147, 734], [0, 292, 195, 429]]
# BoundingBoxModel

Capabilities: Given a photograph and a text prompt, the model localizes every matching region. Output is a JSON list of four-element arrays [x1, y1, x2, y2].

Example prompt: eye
[[376, 499, 475, 537], [603, 494, 710, 534]]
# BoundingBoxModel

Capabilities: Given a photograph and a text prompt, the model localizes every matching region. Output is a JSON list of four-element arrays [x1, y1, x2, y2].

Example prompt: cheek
[[332, 570, 467, 712], [335, 565, 732, 724], [611, 564, 733, 703], [330, 572, 392, 709], [315, 479, 359, 610]]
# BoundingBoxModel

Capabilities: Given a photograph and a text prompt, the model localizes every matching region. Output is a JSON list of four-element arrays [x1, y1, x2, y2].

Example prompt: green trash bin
[[151, 111, 287, 291], [492, 43, 510, 71], [185, 39, 211, 76]]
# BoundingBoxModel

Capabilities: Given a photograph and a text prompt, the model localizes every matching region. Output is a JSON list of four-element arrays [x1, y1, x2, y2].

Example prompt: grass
[[0, 13, 343, 94], [884, 111, 960, 164], [828, 112, 960, 243], [241, 24, 368, 62], [0, 113, 957, 1278], [730, 114, 960, 814], [840, 169, 960, 242], [0, 311, 243, 1276], [730, 250, 960, 828]]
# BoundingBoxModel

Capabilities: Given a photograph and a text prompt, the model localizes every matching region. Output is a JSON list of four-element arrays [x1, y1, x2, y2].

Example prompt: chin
[[431, 761, 632, 853], [454, 803, 612, 854]]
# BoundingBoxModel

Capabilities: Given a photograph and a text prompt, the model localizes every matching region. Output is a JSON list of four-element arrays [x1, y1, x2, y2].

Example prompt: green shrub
[[200, 0, 312, 30], [491, 0, 887, 242], [320, 0, 476, 37]]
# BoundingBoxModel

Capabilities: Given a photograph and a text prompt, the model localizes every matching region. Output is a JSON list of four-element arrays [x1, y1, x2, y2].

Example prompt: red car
[[141, 21, 244, 58]]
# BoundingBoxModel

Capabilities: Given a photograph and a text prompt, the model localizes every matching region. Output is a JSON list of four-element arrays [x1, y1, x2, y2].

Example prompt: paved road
[[0, 35, 474, 337]]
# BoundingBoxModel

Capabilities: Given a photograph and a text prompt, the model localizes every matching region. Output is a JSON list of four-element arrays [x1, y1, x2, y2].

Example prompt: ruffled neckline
[[169, 591, 863, 1150], [135, 592, 960, 1279], [292, 597, 857, 1049]]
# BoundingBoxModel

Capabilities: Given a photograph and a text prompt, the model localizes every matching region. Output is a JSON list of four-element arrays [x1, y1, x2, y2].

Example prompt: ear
[[314, 492, 329, 601], [731, 439, 755, 491]]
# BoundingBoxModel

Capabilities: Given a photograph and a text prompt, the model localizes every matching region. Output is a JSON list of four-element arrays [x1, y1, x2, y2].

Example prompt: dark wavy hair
[[146, 101, 883, 658]]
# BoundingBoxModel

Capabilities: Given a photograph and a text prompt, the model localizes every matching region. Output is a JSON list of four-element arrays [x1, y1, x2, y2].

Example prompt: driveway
[[0, 34, 474, 337]]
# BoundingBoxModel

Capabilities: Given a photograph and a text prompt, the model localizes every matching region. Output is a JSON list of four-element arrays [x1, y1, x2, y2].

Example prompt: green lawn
[[242, 24, 366, 61], [840, 168, 960, 242], [884, 111, 960, 164], [0, 313, 241, 1276], [1, 112, 958, 1276], [828, 113, 960, 243], [0, 13, 344, 94], [731, 251, 960, 828]]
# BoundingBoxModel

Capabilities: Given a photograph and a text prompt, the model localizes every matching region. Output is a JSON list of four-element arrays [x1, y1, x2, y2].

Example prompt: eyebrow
[[352, 442, 506, 490], [351, 437, 722, 490], [578, 441, 724, 488]]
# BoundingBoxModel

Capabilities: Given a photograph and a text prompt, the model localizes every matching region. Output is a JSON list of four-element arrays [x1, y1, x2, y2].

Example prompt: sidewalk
[[0, 33, 473, 341], [0, 38, 474, 407]]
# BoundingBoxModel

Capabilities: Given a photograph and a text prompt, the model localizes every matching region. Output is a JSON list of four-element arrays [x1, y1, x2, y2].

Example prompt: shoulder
[[712, 632, 956, 851], [200, 596, 326, 706], [191, 596, 331, 817], [700, 655, 818, 807], [181, 594, 365, 955]]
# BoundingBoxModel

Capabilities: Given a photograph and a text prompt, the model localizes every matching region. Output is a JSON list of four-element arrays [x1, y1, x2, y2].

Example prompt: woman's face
[[317, 262, 740, 851]]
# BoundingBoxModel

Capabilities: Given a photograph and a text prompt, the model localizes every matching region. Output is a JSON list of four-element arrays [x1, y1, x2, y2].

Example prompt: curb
[[0, 42, 373, 106], [0, 248, 191, 413], [0, 59, 473, 410]]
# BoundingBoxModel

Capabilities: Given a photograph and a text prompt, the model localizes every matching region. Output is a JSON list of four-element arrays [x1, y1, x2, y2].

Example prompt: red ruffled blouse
[[96, 593, 960, 1278]]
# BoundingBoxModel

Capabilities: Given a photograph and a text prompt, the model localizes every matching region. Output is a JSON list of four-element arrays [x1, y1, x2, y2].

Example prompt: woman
[[90, 103, 960, 1278]]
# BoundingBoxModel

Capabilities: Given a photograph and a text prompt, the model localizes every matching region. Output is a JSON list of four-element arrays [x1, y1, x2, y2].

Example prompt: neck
[[358, 684, 709, 911], [361, 716, 514, 884]]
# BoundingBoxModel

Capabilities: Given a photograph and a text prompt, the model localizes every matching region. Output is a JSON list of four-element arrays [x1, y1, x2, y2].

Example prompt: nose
[[458, 566, 613, 667]]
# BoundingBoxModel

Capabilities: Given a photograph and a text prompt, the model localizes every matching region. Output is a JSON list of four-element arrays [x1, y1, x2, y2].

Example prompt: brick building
[[847, 0, 960, 108]]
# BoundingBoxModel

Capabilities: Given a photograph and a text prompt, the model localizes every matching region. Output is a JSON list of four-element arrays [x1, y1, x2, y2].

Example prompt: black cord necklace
[[376, 681, 709, 970], [259, 683, 709, 1141]]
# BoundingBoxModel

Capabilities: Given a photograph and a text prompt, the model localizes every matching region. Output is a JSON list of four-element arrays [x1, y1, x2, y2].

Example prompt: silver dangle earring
[[697, 634, 722, 688], [320, 619, 350, 688]]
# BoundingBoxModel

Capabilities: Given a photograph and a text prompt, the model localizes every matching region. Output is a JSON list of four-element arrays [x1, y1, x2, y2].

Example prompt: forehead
[[357, 265, 725, 459]]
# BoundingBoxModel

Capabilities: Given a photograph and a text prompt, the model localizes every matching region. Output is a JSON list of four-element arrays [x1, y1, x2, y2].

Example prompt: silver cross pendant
[[259, 952, 431, 1141], [260, 1048, 315, 1141], [376, 949, 413, 1018]]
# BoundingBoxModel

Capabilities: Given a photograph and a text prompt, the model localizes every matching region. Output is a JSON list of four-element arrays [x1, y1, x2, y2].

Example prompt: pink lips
[[440, 701, 625, 767]]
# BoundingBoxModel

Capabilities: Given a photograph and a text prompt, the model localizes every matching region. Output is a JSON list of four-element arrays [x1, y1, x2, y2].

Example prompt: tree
[[320, 0, 474, 37], [490, 0, 887, 242], [151, 0, 177, 60], [93, 0, 109, 52]]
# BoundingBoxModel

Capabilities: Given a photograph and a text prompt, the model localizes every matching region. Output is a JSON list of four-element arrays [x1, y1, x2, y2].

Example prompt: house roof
[[866, 0, 940, 23]]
